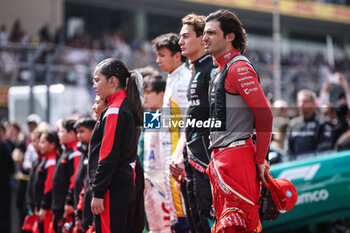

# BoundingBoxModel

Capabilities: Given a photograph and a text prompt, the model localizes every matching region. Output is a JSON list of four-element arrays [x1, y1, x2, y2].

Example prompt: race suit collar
[[215, 48, 240, 71], [169, 63, 187, 77], [44, 150, 57, 159], [193, 54, 211, 69], [65, 139, 79, 149], [107, 89, 127, 105]]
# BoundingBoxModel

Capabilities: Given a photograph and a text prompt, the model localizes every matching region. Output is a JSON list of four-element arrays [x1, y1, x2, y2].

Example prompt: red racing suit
[[207, 49, 272, 232]]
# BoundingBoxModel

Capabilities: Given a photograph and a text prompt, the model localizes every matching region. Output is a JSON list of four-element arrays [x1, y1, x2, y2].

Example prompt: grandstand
[[0, 0, 350, 123], [1, 1, 350, 233]]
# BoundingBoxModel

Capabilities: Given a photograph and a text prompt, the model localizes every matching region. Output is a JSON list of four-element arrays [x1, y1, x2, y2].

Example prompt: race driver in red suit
[[203, 9, 273, 233]]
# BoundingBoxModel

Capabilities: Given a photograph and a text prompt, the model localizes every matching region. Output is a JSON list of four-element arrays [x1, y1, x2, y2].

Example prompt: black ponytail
[[126, 72, 143, 127], [96, 58, 143, 126]]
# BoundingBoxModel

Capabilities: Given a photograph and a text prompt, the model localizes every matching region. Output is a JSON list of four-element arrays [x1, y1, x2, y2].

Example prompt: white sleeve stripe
[[69, 151, 82, 160], [45, 159, 56, 169], [103, 107, 120, 120], [129, 161, 136, 169]]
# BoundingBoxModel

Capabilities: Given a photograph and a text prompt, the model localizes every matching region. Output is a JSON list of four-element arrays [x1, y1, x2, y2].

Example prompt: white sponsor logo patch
[[238, 76, 253, 82], [224, 52, 231, 59], [240, 81, 255, 88], [190, 99, 200, 106], [237, 67, 249, 75], [278, 164, 320, 181], [243, 87, 258, 94]]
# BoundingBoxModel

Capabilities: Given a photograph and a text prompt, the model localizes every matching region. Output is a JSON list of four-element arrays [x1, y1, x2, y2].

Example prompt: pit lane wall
[[263, 150, 350, 232]]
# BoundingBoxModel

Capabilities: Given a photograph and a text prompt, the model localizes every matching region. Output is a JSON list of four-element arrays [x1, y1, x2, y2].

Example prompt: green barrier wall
[[263, 150, 350, 232]]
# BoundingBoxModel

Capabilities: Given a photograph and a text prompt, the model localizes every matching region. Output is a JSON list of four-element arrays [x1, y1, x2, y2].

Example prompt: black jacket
[[286, 113, 334, 156], [26, 156, 41, 210], [74, 147, 88, 208], [52, 142, 81, 214], [88, 90, 138, 199]]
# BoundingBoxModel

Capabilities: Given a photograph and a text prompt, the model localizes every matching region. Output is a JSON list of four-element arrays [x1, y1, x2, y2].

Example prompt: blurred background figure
[[271, 99, 290, 150], [285, 89, 334, 158], [23, 114, 41, 171], [320, 103, 336, 125], [332, 103, 350, 147], [0, 122, 15, 233]]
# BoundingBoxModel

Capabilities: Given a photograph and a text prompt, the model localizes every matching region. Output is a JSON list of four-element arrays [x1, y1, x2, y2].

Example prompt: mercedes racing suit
[[183, 54, 214, 233], [207, 49, 272, 232]]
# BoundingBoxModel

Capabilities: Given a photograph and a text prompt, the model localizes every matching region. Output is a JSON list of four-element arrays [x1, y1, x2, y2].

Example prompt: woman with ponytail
[[88, 58, 144, 233]]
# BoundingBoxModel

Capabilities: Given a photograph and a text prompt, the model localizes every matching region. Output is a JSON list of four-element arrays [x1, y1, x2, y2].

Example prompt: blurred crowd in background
[[1, 18, 350, 105], [1, 14, 350, 232]]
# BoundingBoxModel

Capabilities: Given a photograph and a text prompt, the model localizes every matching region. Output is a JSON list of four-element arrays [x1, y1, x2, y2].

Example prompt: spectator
[[5, 122, 29, 231], [319, 72, 350, 107], [320, 103, 336, 125], [285, 89, 334, 157], [335, 129, 350, 151], [5, 122, 23, 153], [16, 114, 42, 233], [9, 19, 24, 43], [0, 24, 8, 45], [0, 123, 6, 142], [332, 103, 350, 147], [0, 122, 15, 233], [39, 25, 51, 43], [23, 114, 42, 171], [271, 99, 290, 150]]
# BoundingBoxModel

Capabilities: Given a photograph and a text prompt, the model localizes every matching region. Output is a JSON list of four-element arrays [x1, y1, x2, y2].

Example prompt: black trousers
[[52, 209, 64, 233], [128, 157, 145, 233], [0, 185, 11, 233], [182, 152, 212, 233], [94, 188, 134, 233], [82, 183, 93, 233], [95, 158, 144, 233]]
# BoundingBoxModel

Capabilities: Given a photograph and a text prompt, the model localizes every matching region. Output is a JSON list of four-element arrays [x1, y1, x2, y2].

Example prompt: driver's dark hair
[[206, 9, 247, 54]]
